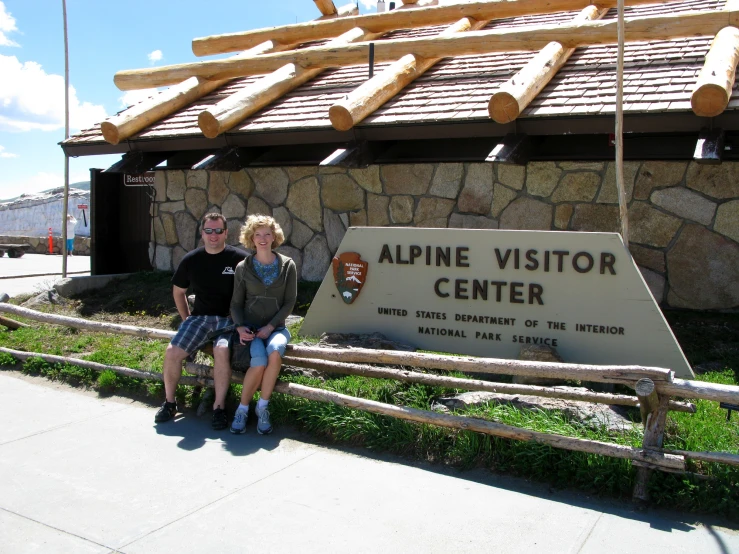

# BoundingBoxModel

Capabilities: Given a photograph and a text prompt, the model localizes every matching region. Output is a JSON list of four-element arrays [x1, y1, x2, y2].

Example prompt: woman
[[66, 214, 77, 256], [229, 214, 297, 435]]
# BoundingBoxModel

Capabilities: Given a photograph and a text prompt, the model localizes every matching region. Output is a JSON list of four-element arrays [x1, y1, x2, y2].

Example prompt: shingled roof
[[64, 0, 739, 161]]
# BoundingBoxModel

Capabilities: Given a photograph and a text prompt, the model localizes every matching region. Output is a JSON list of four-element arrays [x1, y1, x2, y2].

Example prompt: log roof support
[[197, 0, 433, 138], [691, 0, 739, 119], [101, 42, 280, 145], [191, 0, 674, 57], [100, 3, 358, 144], [314, 0, 337, 16], [488, 5, 607, 124], [115, 9, 739, 91], [199, 27, 382, 138], [329, 16, 489, 131]]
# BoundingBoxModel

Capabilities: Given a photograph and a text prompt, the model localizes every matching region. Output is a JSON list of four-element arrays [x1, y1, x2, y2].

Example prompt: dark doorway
[[90, 169, 152, 275]]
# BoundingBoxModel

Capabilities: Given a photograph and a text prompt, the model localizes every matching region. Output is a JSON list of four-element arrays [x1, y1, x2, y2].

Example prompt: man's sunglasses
[[202, 228, 226, 235]]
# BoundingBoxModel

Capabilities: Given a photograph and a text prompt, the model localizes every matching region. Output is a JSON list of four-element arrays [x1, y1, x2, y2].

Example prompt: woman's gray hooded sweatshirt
[[230, 252, 297, 329]]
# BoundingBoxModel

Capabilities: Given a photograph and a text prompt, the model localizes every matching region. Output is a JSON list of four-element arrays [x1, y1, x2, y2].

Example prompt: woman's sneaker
[[255, 405, 273, 435], [230, 409, 248, 434], [154, 401, 177, 423]]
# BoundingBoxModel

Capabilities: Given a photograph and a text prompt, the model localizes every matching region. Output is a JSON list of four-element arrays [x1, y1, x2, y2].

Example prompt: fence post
[[633, 389, 670, 502]]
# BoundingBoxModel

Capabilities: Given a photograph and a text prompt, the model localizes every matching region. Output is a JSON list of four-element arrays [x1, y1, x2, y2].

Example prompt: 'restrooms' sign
[[301, 228, 694, 378]]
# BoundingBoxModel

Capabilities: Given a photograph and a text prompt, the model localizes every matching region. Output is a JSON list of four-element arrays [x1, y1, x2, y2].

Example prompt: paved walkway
[[0, 253, 90, 298], [0, 371, 736, 553]]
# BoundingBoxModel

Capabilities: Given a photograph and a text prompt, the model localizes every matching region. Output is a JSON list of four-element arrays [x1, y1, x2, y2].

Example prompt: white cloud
[[2, 168, 91, 197], [0, 54, 108, 132], [0, 2, 18, 47], [359, 0, 374, 9], [0, 144, 17, 158], [119, 88, 160, 109], [148, 49, 163, 63]]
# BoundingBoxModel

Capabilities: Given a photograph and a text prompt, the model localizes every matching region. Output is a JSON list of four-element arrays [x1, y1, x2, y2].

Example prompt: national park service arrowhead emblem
[[333, 252, 368, 305]]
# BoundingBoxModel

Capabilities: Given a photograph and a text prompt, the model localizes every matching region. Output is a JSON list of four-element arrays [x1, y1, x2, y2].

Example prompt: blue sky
[[0, 0, 379, 201]]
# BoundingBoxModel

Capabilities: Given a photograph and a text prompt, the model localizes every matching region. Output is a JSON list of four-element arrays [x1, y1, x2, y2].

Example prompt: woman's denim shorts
[[250, 327, 291, 367]]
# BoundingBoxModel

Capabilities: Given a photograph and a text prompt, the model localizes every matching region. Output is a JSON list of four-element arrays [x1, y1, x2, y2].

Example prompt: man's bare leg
[[212, 345, 232, 409], [163, 344, 189, 403]]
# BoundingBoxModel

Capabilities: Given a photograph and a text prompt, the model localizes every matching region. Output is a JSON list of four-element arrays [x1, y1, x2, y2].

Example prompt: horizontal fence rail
[[2, 301, 739, 494]]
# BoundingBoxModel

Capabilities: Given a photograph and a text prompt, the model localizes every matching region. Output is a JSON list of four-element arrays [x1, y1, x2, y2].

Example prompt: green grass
[[0, 273, 737, 518]]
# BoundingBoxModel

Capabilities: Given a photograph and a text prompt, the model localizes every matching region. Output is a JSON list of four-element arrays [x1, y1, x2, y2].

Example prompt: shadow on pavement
[[154, 412, 282, 456], [285, 430, 739, 535]]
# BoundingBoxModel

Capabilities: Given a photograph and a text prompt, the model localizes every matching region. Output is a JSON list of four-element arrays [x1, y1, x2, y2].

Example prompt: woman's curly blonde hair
[[239, 214, 285, 249]]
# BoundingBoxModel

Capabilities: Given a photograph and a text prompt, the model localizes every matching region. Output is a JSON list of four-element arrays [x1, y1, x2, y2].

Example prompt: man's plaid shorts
[[170, 315, 232, 355]]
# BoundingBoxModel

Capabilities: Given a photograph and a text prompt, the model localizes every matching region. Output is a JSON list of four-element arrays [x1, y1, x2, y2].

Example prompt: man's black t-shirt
[[172, 245, 248, 317]]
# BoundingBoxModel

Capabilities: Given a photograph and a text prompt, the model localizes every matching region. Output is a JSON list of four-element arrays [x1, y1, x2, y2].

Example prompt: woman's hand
[[237, 325, 255, 345], [256, 323, 274, 340]]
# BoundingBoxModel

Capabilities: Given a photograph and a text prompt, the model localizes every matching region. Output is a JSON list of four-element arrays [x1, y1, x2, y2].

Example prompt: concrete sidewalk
[[0, 371, 736, 554], [0, 253, 91, 298]]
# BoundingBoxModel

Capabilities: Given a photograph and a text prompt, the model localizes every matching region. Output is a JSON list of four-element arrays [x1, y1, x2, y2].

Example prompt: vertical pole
[[61, 0, 70, 277], [369, 42, 375, 78], [615, 0, 629, 248], [632, 394, 669, 502]]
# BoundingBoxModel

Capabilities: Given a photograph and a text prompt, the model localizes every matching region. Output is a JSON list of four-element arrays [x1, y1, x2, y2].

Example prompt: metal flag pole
[[61, 0, 70, 277]]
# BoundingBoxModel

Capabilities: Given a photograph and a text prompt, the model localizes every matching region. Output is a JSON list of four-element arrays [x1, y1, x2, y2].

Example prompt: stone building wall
[[150, 161, 739, 310]]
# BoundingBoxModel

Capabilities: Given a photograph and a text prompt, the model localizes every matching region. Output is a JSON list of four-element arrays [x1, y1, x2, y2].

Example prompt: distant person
[[66, 214, 77, 255], [229, 214, 297, 435], [155, 213, 247, 430]]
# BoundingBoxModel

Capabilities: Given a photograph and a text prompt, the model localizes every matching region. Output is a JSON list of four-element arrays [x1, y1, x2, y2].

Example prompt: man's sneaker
[[230, 409, 248, 434], [212, 407, 228, 430], [154, 401, 177, 423], [256, 405, 273, 435]]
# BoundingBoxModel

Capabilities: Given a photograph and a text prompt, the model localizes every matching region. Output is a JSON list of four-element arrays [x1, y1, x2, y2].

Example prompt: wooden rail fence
[[1, 301, 738, 502]]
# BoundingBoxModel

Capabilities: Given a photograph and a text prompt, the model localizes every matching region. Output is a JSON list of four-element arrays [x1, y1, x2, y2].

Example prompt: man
[[155, 213, 247, 429]]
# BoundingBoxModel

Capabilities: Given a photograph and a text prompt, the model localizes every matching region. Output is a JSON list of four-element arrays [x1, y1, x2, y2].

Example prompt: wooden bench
[[0, 244, 31, 258]]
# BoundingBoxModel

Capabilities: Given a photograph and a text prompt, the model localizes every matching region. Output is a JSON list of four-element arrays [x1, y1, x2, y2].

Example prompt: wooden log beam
[[330, 16, 488, 131], [658, 378, 739, 405], [191, 0, 675, 57], [0, 315, 28, 330], [101, 4, 359, 144], [286, 345, 674, 385], [101, 42, 281, 145], [274, 381, 685, 471], [282, 355, 695, 412], [4, 302, 737, 407], [117, 9, 739, 90], [189, 360, 686, 471], [199, 26, 383, 138], [488, 5, 606, 124], [314, 0, 337, 16], [691, 26, 739, 117], [690, 0, 739, 118], [0, 347, 207, 387], [659, 449, 739, 468], [0, 302, 175, 341], [198, 0, 433, 138]]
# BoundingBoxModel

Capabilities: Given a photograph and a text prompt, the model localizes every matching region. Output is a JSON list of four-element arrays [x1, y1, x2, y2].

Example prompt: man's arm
[[173, 285, 190, 322]]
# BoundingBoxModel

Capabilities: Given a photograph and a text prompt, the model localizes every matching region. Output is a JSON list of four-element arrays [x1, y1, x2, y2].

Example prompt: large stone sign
[[301, 228, 694, 378]]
